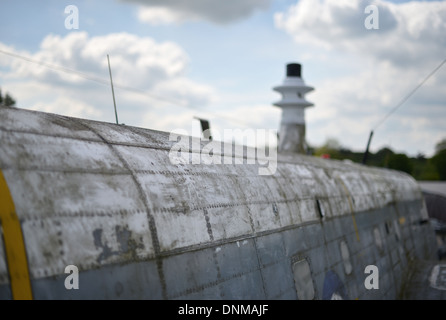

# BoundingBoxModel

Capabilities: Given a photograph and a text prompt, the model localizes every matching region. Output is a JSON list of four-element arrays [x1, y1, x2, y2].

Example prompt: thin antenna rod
[[362, 130, 374, 164], [373, 57, 446, 132], [0, 49, 255, 129], [107, 54, 119, 125], [362, 57, 446, 164]]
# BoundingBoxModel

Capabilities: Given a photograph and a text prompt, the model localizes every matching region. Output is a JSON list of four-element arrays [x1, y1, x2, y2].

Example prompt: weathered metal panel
[[31, 260, 164, 299], [3, 170, 144, 218], [0, 131, 124, 172], [0, 106, 439, 300]]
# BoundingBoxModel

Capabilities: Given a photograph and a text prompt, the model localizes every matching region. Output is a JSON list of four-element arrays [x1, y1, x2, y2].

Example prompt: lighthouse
[[273, 63, 314, 154]]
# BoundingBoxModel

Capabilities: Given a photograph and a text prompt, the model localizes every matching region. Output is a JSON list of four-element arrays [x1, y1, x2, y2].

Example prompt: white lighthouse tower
[[273, 63, 314, 153], [273, 63, 314, 154]]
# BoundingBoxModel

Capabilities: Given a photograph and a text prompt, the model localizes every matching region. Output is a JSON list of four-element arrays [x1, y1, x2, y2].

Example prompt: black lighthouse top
[[286, 63, 301, 77]]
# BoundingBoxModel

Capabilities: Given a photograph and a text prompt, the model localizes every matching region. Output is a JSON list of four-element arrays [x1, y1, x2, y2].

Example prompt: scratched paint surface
[[0, 106, 426, 283], [0, 229, 7, 286]]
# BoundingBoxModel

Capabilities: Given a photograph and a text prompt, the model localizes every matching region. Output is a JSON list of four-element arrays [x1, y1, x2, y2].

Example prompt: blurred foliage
[[0, 87, 16, 107], [435, 138, 446, 154], [432, 149, 446, 180], [311, 137, 446, 181], [387, 153, 413, 175]]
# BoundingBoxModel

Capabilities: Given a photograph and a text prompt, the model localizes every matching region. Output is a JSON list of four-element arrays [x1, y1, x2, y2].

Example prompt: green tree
[[4, 93, 16, 107], [431, 149, 446, 180], [387, 153, 413, 175], [374, 147, 394, 167], [0, 88, 16, 107], [435, 138, 446, 154]]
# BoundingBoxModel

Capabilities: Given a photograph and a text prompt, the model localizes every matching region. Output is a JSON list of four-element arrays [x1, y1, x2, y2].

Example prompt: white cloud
[[305, 58, 446, 155], [0, 32, 216, 129], [274, 0, 446, 156], [274, 0, 446, 67], [201, 104, 280, 147], [137, 7, 187, 25], [29, 96, 103, 119], [4, 32, 190, 89], [152, 77, 217, 109], [123, 0, 271, 25]]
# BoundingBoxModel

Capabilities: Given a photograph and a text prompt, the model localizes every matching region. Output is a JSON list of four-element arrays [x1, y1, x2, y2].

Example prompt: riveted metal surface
[[0, 106, 439, 299]]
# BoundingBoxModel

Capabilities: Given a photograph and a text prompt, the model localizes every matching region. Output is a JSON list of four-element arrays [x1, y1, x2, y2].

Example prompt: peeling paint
[[429, 265, 446, 290], [93, 228, 117, 263], [0, 107, 435, 299]]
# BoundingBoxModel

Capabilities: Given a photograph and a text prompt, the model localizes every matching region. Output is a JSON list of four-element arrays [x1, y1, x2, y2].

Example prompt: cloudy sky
[[0, 0, 445, 157]]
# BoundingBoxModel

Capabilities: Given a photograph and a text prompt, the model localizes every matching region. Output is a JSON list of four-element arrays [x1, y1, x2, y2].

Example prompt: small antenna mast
[[107, 54, 119, 125], [362, 57, 446, 164]]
